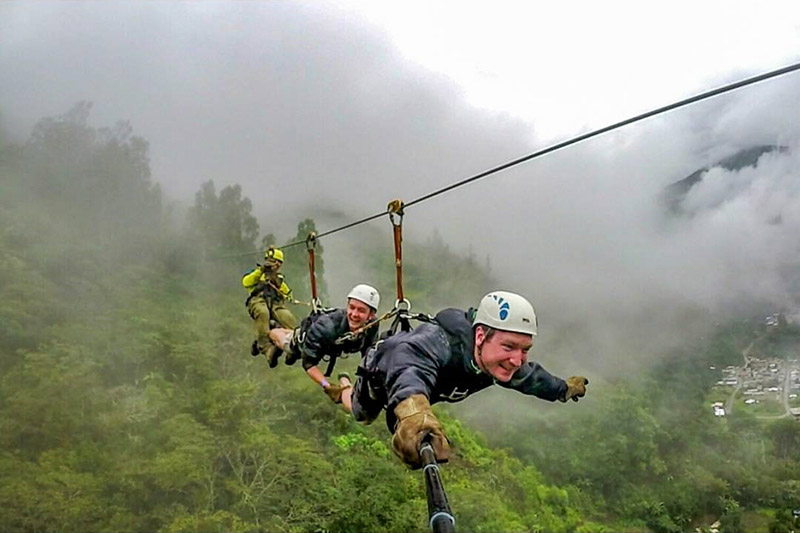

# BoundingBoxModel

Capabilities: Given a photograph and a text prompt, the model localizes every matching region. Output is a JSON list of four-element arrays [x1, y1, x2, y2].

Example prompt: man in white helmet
[[349, 290, 588, 469], [269, 284, 381, 405]]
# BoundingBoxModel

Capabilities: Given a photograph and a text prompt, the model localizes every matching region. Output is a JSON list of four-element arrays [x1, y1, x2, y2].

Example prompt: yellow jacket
[[242, 267, 292, 300]]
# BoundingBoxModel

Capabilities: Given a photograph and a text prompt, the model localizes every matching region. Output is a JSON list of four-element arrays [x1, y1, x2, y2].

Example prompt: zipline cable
[[217, 60, 800, 259], [403, 61, 800, 209]]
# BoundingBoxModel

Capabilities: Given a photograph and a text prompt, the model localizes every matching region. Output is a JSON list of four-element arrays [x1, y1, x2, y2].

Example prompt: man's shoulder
[[383, 321, 449, 359], [434, 308, 471, 333], [242, 266, 260, 278], [242, 267, 264, 286], [307, 307, 347, 331], [319, 307, 347, 320]]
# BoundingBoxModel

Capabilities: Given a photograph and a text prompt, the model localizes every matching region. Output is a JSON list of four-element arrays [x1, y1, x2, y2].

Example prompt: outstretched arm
[[304, 364, 344, 403], [501, 361, 567, 401], [380, 328, 450, 468], [384, 341, 441, 413], [502, 362, 588, 402], [299, 313, 347, 403]]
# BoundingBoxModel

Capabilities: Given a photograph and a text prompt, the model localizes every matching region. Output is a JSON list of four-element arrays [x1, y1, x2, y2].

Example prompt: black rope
[[212, 212, 386, 259], [404, 61, 800, 209], [214, 61, 800, 260]]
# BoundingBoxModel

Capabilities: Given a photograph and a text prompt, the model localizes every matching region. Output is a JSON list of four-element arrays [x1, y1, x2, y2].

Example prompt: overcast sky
[[2, 1, 800, 368]]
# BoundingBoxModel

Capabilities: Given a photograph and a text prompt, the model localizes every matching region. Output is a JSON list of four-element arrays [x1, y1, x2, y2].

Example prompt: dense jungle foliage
[[2, 104, 800, 532]]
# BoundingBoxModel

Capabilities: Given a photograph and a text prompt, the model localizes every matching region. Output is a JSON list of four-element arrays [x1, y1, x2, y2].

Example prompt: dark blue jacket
[[373, 308, 566, 429], [299, 308, 378, 370]]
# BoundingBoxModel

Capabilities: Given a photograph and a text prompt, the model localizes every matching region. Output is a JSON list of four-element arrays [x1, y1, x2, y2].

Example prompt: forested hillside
[[3, 105, 800, 533], [0, 105, 601, 532]]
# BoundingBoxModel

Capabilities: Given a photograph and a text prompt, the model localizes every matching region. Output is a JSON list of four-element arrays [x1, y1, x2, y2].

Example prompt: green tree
[[281, 218, 328, 305], [187, 180, 259, 261], [768, 509, 798, 533], [23, 101, 162, 245], [768, 418, 800, 461]]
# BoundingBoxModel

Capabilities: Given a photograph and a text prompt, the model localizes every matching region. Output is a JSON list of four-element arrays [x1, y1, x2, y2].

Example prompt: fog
[[3, 1, 800, 374]]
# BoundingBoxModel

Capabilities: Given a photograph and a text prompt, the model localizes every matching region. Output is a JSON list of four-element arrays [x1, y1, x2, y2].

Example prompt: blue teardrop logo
[[492, 295, 510, 321]]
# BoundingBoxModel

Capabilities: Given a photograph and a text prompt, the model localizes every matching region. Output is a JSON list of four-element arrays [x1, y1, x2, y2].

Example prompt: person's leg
[[273, 305, 298, 330], [248, 295, 272, 353], [339, 373, 353, 413], [350, 345, 387, 422], [350, 375, 384, 423], [283, 324, 305, 365], [270, 326, 304, 366]]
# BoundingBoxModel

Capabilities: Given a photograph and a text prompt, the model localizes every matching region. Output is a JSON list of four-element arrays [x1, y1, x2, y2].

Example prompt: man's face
[[474, 327, 533, 382], [346, 298, 374, 331], [265, 258, 282, 270]]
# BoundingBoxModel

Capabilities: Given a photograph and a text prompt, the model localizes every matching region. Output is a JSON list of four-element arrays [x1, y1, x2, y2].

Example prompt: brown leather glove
[[391, 394, 450, 469], [559, 376, 588, 402], [323, 383, 343, 404]]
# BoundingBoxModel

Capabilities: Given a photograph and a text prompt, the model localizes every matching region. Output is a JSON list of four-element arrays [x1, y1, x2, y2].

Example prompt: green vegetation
[[0, 104, 601, 532], [735, 395, 786, 416], [468, 325, 800, 532], [759, 324, 800, 360], [707, 386, 731, 405], [2, 103, 800, 532]]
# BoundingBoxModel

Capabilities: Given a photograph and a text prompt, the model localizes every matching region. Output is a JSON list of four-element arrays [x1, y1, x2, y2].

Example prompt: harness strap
[[323, 354, 337, 377], [387, 199, 405, 303], [244, 279, 285, 312], [387, 306, 439, 336], [334, 308, 399, 346], [306, 232, 321, 313]]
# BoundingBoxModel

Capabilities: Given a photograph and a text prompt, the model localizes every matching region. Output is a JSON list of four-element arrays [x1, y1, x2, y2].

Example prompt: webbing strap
[[387, 199, 405, 303], [323, 354, 337, 377], [334, 309, 398, 346], [388, 306, 437, 336], [306, 232, 320, 311]]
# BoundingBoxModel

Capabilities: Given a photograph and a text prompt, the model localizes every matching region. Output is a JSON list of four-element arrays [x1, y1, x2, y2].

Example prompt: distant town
[[710, 313, 800, 419]]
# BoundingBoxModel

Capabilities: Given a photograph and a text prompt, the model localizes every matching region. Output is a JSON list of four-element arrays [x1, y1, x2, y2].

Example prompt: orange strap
[[387, 199, 405, 303], [305, 232, 321, 311]]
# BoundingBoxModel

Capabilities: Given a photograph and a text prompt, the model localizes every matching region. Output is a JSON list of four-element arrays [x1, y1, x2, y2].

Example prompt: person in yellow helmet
[[242, 246, 298, 367]]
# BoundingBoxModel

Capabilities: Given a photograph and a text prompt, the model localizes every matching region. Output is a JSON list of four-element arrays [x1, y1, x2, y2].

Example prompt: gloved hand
[[559, 376, 588, 402], [391, 394, 450, 469], [323, 383, 344, 404]]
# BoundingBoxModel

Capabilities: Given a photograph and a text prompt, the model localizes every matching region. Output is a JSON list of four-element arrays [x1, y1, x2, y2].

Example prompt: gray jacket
[[299, 308, 378, 371], [368, 308, 566, 430]]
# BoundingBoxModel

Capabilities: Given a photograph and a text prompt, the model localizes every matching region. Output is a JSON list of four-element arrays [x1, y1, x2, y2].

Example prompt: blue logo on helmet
[[492, 294, 510, 320]]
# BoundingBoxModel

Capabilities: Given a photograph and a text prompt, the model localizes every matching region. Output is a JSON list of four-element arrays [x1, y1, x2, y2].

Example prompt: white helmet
[[347, 284, 380, 310], [473, 291, 537, 336]]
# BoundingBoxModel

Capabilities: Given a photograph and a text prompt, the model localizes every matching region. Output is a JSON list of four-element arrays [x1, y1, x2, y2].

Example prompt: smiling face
[[346, 298, 374, 331], [473, 326, 533, 382]]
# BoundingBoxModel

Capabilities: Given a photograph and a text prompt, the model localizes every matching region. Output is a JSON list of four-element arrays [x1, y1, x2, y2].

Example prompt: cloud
[[3, 2, 800, 374], [482, 81, 800, 370]]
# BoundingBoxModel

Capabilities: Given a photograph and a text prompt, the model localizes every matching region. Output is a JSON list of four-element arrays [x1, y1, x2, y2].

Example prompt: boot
[[264, 344, 283, 368], [250, 340, 260, 357], [284, 349, 300, 366]]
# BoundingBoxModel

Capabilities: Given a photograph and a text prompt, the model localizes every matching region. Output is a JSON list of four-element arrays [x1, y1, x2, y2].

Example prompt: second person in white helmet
[[269, 284, 381, 405]]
